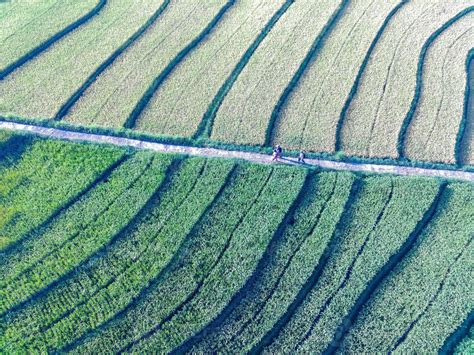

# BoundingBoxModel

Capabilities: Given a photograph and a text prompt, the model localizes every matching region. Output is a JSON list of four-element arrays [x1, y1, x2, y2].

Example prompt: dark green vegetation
[[0, 132, 472, 353]]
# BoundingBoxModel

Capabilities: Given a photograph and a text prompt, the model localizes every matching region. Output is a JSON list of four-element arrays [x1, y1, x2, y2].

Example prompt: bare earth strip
[[0, 121, 473, 182]]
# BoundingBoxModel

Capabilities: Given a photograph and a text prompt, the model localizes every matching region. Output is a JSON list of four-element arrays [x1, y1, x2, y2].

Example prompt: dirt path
[[1, 121, 473, 182]]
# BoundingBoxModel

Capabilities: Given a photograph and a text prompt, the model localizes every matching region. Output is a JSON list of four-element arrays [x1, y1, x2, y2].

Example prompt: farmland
[[0, 131, 472, 353], [0, 1, 473, 166], [1, 0, 474, 353]]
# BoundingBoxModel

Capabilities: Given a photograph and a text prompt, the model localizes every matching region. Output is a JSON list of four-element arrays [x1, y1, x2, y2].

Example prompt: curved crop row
[[340, 2, 473, 159], [340, 183, 474, 353], [0, 0, 102, 78], [271, 0, 402, 153], [181, 172, 355, 353], [454, 324, 474, 354], [55, 0, 171, 120], [210, 0, 343, 146], [0, 152, 172, 316], [125, 166, 306, 353], [0, 138, 123, 251], [459, 50, 474, 166], [70, 164, 305, 354], [133, 0, 286, 137], [404, 13, 474, 164], [0, 158, 234, 352], [262, 176, 440, 353], [64, 0, 232, 129], [0, 0, 163, 118]]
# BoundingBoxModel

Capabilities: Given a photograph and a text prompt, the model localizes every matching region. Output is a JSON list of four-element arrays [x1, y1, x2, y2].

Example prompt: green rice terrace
[[0, 0, 473, 353]]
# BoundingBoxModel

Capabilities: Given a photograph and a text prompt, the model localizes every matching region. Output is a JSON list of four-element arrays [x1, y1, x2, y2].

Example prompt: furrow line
[[54, 0, 171, 120], [322, 182, 447, 354], [0, 0, 107, 80], [124, 0, 236, 129]]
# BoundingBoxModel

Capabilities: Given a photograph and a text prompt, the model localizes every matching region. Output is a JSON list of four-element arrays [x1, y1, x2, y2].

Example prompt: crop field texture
[[339, 0, 473, 159], [133, 0, 286, 137], [1, 1, 474, 166], [0, 0, 98, 73], [0, 133, 472, 353], [404, 13, 474, 164], [0, 0, 163, 118], [63, 0, 229, 128], [460, 51, 474, 165], [271, 0, 401, 152], [210, 0, 342, 145]]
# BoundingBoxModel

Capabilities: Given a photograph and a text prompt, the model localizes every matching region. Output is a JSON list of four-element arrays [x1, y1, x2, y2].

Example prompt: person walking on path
[[298, 150, 306, 164], [272, 145, 283, 161]]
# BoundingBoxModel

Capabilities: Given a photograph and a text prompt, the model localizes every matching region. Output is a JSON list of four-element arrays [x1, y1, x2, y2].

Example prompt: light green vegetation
[[74, 163, 305, 353], [339, 183, 474, 353], [405, 13, 474, 164], [211, 0, 341, 146], [340, 1, 472, 158], [134, 0, 285, 137], [0, 157, 234, 352], [273, 0, 401, 152], [0, 139, 123, 250], [0, 0, 163, 118], [0, 0, 98, 71], [0, 134, 472, 353], [65, 0, 228, 128], [0, 151, 172, 316], [265, 176, 440, 353], [188, 172, 355, 353], [455, 327, 474, 354]]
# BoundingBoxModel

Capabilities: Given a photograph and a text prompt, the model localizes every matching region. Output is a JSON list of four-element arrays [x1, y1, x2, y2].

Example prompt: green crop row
[[0, 138, 123, 250], [0, 151, 172, 316], [0, 153, 151, 285], [455, 326, 473, 354], [130, 166, 306, 353], [185, 171, 354, 353], [1, 157, 234, 352], [72, 164, 305, 353], [339, 183, 474, 353], [264, 176, 440, 353]]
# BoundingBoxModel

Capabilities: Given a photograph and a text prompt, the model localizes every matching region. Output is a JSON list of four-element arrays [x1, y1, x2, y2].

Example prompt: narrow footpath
[[1, 121, 473, 182]]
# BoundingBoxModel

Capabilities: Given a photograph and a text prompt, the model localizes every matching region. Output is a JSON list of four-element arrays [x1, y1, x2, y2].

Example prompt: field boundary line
[[0, 0, 107, 80], [249, 178, 363, 353], [439, 309, 474, 354], [172, 171, 316, 353], [0, 153, 127, 258], [124, 0, 236, 129], [193, 0, 295, 139], [54, 0, 171, 121], [323, 182, 447, 354], [397, 6, 474, 158], [335, 0, 408, 151], [265, 0, 349, 147], [456, 49, 474, 165], [60, 164, 238, 353], [1, 121, 473, 182]]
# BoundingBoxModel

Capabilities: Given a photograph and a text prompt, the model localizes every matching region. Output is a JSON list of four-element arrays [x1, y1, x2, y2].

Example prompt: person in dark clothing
[[272, 145, 282, 161]]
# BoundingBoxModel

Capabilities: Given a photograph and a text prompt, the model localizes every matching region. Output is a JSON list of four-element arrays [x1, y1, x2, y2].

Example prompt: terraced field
[[0, 131, 472, 353], [1, 0, 474, 167], [1, 1, 473, 353]]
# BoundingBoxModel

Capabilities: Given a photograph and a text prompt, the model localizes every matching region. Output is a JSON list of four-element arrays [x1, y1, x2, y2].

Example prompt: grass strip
[[54, 0, 171, 120], [0, 0, 106, 80], [124, 0, 236, 129]]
